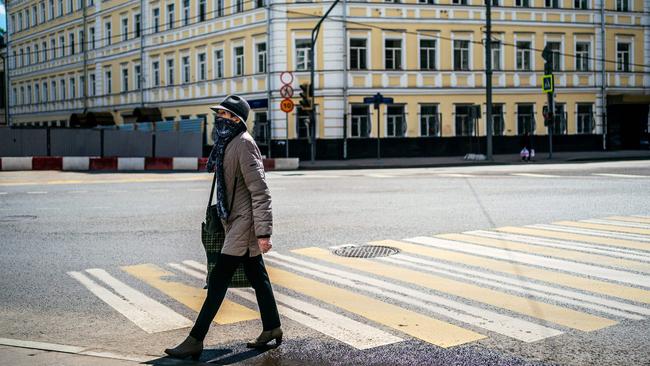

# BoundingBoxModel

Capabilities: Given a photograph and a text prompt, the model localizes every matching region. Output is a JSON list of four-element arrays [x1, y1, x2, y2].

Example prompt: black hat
[[210, 95, 250, 122]]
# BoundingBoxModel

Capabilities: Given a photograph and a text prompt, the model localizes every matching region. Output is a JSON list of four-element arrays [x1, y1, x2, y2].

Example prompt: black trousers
[[189, 252, 281, 342]]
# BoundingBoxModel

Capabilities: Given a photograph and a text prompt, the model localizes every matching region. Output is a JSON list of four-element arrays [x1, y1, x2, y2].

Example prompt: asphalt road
[[1, 160, 649, 366]]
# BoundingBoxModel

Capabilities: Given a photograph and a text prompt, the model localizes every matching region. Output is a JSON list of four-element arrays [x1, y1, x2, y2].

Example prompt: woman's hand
[[258, 237, 272, 254]]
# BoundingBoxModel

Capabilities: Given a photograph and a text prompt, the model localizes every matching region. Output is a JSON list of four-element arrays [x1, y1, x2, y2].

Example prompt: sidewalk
[[298, 150, 650, 170]]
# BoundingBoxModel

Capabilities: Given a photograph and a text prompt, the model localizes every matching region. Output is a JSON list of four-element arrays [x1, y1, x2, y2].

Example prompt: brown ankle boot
[[164, 335, 203, 360], [246, 327, 283, 348]]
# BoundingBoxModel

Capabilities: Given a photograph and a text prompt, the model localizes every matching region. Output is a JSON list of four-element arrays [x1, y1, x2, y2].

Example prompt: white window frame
[[152, 8, 160, 33], [383, 37, 403, 70], [121, 16, 129, 41], [181, 55, 190, 83], [255, 42, 267, 74], [452, 34, 472, 71], [104, 20, 112, 46], [134, 63, 141, 89], [348, 36, 368, 70], [121, 65, 129, 92], [214, 48, 224, 79], [152, 60, 160, 86], [166, 57, 175, 85], [197, 52, 207, 81], [295, 38, 312, 71], [233, 44, 244, 77], [574, 37, 592, 72], [418, 36, 437, 71]]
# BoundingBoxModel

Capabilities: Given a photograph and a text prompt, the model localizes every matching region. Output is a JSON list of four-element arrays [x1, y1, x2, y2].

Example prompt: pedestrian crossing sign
[[542, 75, 554, 93]]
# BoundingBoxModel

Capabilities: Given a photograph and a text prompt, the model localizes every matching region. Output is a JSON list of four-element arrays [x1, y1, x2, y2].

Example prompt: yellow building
[[5, 0, 649, 158]]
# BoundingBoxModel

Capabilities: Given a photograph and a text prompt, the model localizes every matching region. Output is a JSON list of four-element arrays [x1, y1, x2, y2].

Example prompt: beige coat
[[219, 131, 272, 257]]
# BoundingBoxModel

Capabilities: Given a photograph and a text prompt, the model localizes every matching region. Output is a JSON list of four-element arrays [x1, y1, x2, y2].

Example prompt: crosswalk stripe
[[511, 173, 560, 178], [584, 219, 650, 230], [442, 233, 650, 274], [531, 224, 650, 244], [593, 173, 647, 178], [373, 239, 650, 304], [365, 173, 395, 178], [498, 226, 650, 252], [294, 247, 616, 332], [607, 216, 650, 224], [122, 263, 258, 324], [267, 253, 561, 342], [552, 220, 650, 236], [436, 173, 476, 178], [68, 270, 192, 334], [411, 236, 650, 288], [170, 261, 403, 350], [381, 254, 647, 319], [265, 264, 486, 347], [466, 230, 650, 263]]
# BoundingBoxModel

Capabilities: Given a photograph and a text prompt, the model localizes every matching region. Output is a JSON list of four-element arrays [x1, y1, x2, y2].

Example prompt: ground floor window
[[552, 103, 567, 135], [420, 104, 440, 137], [254, 111, 269, 145], [386, 105, 406, 137], [454, 105, 474, 136], [577, 103, 594, 134], [517, 104, 535, 135], [296, 108, 310, 139], [350, 105, 371, 138], [491, 104, 505, 136]]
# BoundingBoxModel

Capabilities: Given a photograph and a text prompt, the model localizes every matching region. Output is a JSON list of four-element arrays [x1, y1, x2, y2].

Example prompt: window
[[134, 14, 141, 37], [152, 8, 160, 33], [43, 82, 48, 102], [42, 42, 47, 61], [121, 18, 128, 41], [420, 39, 436, 70], [295, 39, 311, 71], [51, 80, 57, 100], [50, 39, 56, 59], [166, 58, 174, 85], [79, 30, 84, 52], [69, 33, 75, 55], [490, 41, 501, 71], [616, 0, 629, 11], [216, 0, 224, 16], [296, 108, 310, 139], [575, 42, 590, 71], [122, 67, 129, 92], [253, 112, 268, 144], [517, 104, 535, 135], [26, 9, 31, 28], [349, 39, 367, 70], [27, 85, 32, 104], [10, 15, 15, 33], [152, 61, 160, 86], [546, 41, 561, 71], [199, 0, 206, 21], [49, 0, 54, 19], [32, 6, 38, 25], [236, 0, 244, 12], [70, 77, 76, 98], [516, 0, 529, 6], [545, 0, 559, 7], [182, 56, 190, 83], [59, 35, 65, 57], [183, 0, 190, 26], [89, 73, 96, 96], [453, 40, 469, 71], [35, 45, 39, 63], [26, 47, 31, 65], [60, 79, 66, 100], [198, 53, 207, 80], [418, 0, 436, 4], [256, 43, 266, 73], [577, 104, 594, 134], [420, 104, 440, 137], [90, 27, 96, 49], [58, 0, 63, 16], [40, 2, 46, 23], [552, 104, 567, 135], [105, 21, 112, 46], [516, 41, 531, 71], [455, 105, 475, 136], [387, 105, 405, 137], [167, 4, 175, 30], [67, 0, 73, 13], [105, 69, 112, 94], [234, 46, 244, 76], [452, 0, 467, 4], [574, 0, 588, 9], [256, 0, 265, 7], [616, 43, 630, 72], [491, 104, 505, 136], [20, 86, 25, 105], [350, 105, 370, 138], [134, 64, 141, 89], [385, 39, 402, 70], [215, 49, 224, 78], [18, 13, 23, 32]]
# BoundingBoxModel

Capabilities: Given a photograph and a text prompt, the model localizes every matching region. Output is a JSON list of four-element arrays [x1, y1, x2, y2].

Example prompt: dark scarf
[[206, 117, 247, 221]]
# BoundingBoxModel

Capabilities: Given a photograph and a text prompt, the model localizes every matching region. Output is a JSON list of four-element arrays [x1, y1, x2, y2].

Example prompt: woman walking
[[165, 95, 282, 360]]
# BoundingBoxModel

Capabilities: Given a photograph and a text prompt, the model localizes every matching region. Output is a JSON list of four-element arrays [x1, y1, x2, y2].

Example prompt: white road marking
[[466, 230, 650, 262], [581, 219, 650, 230], [382, 254, 648, 318], [511, 173, 560, 178], [148, 189, 170, 193], [172, 261, 402, 350], [531, 224, 650, 243], [71, 269, 192, 334], [267, 253, 562, 342], [0, 337, 85, 353], [0, 192, 8, 195], [188, 188, 208, 192], [405, 236, 650, 288], [436, 173, 476, 178], [593, 173, 647, 179], [108, 190, 128, 193], [365, 173, 395, 178], [26, 191, 47, 194], [68, 190, 88, 194]]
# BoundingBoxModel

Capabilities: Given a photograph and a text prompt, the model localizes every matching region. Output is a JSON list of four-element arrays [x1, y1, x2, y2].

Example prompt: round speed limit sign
[[280, 98, 294, 113]]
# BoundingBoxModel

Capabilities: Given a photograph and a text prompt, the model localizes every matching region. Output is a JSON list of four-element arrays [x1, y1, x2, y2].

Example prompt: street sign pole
[[485, 0, 493, 161], [376, 104, 381, 160], [285, 113, 289, 157]]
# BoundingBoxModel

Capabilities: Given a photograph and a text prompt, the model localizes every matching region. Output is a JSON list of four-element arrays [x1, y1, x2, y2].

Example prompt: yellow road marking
[[293, 248, 616, 332], [439, 233, 650, 274], [606, 216, 650, 224], [265, 266, 484, 347], [497, 226, 649, 252], [372, 240, 650, 305], [554, 221, 650, 236], [122, 263, 258, 324], [0, 176, 210, 187]]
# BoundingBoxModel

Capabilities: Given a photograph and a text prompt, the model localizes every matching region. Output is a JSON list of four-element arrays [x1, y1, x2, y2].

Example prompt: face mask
[[213, 117, 243, 139]]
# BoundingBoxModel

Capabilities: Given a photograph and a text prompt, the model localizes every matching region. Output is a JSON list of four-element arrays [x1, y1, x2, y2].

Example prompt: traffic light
[[299, 83, 312, 111], [542, 45, 554, 75], [542, 106, 554, 127]]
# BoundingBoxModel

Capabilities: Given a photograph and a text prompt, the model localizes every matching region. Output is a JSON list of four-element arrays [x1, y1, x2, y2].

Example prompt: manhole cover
[[333, 245, 400, 258], [0, 215, 38, 223]]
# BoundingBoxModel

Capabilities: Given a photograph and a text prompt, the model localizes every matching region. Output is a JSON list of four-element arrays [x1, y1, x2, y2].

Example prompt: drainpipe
[[600, 0, 607, 150], [83, 0, 88, 111], [5, 0, 11, 126], [140, 0, 145, 108], [266, 0, 272, 158], [342, 0, 348, 159]]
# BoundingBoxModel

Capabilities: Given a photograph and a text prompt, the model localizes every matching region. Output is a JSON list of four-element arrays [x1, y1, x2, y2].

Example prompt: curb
[[0, 157, 299, 172]]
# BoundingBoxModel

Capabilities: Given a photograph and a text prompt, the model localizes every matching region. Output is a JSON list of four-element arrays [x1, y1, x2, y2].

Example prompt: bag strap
[[207, 172, 217, 209]]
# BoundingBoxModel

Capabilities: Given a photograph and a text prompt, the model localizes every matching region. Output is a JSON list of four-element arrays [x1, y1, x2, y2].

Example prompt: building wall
[[5, 0, 649, 155]]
